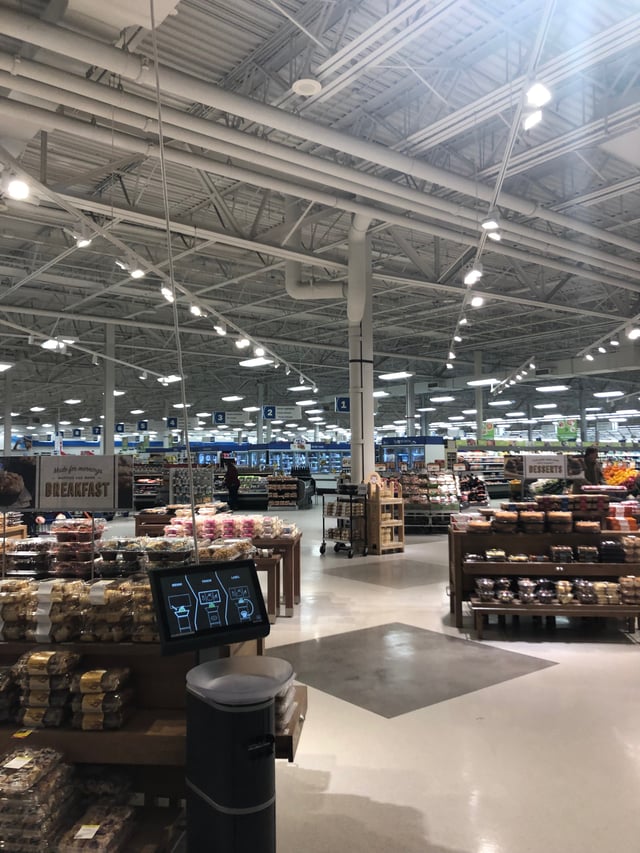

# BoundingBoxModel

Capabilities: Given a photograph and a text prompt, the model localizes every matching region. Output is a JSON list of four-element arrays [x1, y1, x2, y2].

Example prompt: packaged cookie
[[71, 668, 131, 694], [71, 709, 132, 731], [14, 650, 80, 677], [57, 803, 135, 852], [71, 689, 134, 714], [0, 748, 62, 795]]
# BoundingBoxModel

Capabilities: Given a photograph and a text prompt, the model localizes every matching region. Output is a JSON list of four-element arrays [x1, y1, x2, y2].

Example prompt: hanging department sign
[[556, 419, 578, 442], [37, 456, 134, 511]]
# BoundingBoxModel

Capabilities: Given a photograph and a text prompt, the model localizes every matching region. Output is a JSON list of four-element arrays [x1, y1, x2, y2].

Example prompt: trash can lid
[[187, 656, 294, 706]]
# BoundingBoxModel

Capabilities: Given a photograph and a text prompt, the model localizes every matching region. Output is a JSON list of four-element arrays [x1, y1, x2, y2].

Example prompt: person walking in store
[[573, 446, 604, 492], [223, 458, 240, 511]]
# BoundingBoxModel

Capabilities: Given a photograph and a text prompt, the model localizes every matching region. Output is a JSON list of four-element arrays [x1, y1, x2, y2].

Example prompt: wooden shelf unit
[[449, 529, 640, 632], [367, 484, 404, 554]]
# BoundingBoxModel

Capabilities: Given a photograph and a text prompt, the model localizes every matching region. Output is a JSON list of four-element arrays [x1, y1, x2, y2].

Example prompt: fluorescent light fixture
[[79, 417, 92, 422], [235, 337, 250, 349], [534, 403, 557, 410], [463, 263, 483, 286], [0, 361, 14, 372], [64, 398, 82, 405], [627, 327, 640, 340], [506, 411, 526, 417], [196, 411, 211, 417], [610, 339, 619, 347], [130, 409, 145, 415], [306, 409, 323, 414], [372, 390, 389, 398], [285, 422, 298, 428], [488, 400, 515, 406], [214, 322, 227, 336], [30, 406, 45, 412], [7, 178, 29, 200], [467, 377, 498, 387], [453, 335, 463, 343], [481, 210, 500, 231], [173, 403, 191, 409], [459, 317, 468, 326], [585, 353, 594, 361], [598, 346, 606, 354], [462, 409, 477, 415], [239, 356, 274, 367], [157, 374, 182, 384], [430, 395, 455, 403], [271, 420, 283, 425], [536, 385, 569, 392], [470, 295, 484, 308], [615, 409, 639, 416], [41, 338, 65, 351], [242, 406, 260, 412], [526, 82, 552, 108], [222, 395, 244, 402], [190, 304, 204, 317], [529, 362, 536, 369], [585, 407, 602, 412], [523, 110, 543, 130], [254, 346, 265, 357], [487, 231, 501, 242], [295, 400, 315, 407], [113, 390, 126, 396], [448, 416, 464, 421], [160, 286, 174, 303], [59, 420, 71, 426], [288, 385, 313, 392], [593, 390, 624, 398], [446, 362, 454, 370], [417, 407, 436, 412], [378, 371, 414, 380]]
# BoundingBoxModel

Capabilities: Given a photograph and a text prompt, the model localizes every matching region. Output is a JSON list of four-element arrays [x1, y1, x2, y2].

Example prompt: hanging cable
[[149, 0, 200, 563]]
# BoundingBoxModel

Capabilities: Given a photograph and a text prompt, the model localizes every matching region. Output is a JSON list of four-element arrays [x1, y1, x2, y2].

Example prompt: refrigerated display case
[[379, 437, 446, 472]]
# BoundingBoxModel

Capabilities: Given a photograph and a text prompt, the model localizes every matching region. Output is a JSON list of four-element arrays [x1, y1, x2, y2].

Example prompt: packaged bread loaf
[[14, 650, 80, 677], [71, 689, 134, 714], [71, 709, 132, 731], [71, 668, 131, 694], [16, 706, 67, 728]]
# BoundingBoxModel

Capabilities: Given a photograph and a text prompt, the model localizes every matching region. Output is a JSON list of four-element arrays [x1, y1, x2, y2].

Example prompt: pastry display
[[0, 748, 63, 795], [57, 803, 135, 852]]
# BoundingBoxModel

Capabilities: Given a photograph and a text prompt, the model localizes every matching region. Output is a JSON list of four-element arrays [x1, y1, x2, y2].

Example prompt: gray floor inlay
[[270, 622, 556, 717], [323, 558, 447, 588]]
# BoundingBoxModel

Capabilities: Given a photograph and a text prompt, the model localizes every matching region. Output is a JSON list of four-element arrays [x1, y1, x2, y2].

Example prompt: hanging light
[[481, 210, 500, 231], [526, 82, 552, 108], [585, 353, 594, 361], [213, 321, 227, 336], [463, 262, 483, 286], [6, 177, 29, 200], [470, 295, 484, 308], [161, 286, 174, 303], [454, 334, 462, 343], [446, 362, 454, 370], [459, 317, 468, 326], [190, 304, 205, 317], [626, 326, 640, 340], [91, 354, 99, 366], [235, 337, 250, 349], [610, 339, 620, 347], [597, 346, 606, 354], [523, 110, 543, 131], [116, 258, 145, 279], [448, 351, 456, 359], [487, 231, 501, 242], [254, 345, 265, 357]]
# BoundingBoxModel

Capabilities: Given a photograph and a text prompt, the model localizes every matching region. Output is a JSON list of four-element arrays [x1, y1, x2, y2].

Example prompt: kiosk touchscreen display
[[149, 559, 270, 654]]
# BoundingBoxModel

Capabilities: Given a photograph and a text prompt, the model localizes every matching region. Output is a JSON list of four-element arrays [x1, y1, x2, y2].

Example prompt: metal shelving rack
[[320, 490, 368, 558]]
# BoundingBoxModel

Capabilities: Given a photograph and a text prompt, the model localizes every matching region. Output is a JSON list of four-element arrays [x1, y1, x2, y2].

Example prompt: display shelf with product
[[320, 489, 367, 558], [266, 476, 314, 510], [401, 471, 460, 532], [367, 481, 404, 554], [448, 525, 640, 636], [168, 468, 213, 505], [133, 465, 168, 510], [457, 451, 510, 497]]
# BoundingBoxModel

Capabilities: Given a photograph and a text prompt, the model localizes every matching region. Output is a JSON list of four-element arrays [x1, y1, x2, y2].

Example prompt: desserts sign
[[35, 456, 133, 511]]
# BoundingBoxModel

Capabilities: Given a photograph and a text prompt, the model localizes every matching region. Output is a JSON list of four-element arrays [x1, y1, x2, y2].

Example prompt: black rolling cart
[[319, 486, 368, 558]]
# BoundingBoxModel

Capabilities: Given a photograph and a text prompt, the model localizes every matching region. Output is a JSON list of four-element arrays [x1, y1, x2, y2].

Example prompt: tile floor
[[257, 504, 640, 853]]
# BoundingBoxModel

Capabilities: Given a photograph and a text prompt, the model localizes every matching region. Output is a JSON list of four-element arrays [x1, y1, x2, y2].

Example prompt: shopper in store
[[573, 446, 604, 492], [223, 457, 241, 511]]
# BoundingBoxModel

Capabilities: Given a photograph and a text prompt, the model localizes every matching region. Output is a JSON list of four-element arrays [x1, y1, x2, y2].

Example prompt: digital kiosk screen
[[149, 559, 270, 655]]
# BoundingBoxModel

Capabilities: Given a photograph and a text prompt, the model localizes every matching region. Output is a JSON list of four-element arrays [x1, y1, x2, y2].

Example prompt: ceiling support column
[[4, 375, 12, 455], [103, 326, 115, 456], [406, 378, 415, 437], [257, 383, 264, 445], [348, 215, 374, 484], [474, 351, 484, 441]]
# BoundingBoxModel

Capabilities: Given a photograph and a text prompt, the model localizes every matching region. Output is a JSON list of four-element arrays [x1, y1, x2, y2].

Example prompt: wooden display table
[[254, 554, 282, 623], [449, 529, 640, 631], [0, 524, 27, 543], [253, 533, 302, 616]]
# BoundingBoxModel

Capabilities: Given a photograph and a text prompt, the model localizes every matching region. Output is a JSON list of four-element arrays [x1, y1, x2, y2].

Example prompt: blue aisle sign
[[335, 396, 350, 413], [137, 420, 148, 431], [167, 416, 178, 429], [92, 426, 102, 436], [263, 405, 276, 420], [73, 428, 82, 438], [115, 423, 125, 434], [214, 411, 226, 424]]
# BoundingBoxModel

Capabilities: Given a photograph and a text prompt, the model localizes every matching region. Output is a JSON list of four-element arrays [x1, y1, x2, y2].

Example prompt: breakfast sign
[[0, 456, 133, 511]]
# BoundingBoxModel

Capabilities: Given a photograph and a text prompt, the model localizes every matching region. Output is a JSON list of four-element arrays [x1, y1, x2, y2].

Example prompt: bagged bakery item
[[70, 668, 131, 694]]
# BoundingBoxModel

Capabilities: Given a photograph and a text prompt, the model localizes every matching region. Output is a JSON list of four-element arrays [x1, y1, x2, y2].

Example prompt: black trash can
[[185, 656, 294, 853]]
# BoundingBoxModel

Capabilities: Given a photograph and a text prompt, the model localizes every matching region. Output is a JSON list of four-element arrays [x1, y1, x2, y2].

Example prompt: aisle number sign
[[214, 412, 226, 425], [167, 417, 178, 429], [263, 405, 276, 420], [335, 397, 350, 413]]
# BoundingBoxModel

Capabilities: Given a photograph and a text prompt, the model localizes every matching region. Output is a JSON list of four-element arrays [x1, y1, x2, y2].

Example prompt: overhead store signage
[[137, 420, 148, 432], [72, 429, 82, 438], [335, 397, 350, 413], [523, 454, 566, 479], [263, 405, 276, 420], [225, 413, 245, 425], [167, 416, 178, 429], [481, 421, 495, 439], [92, 426, 102, 436], [276, 406, 301, 420], [115, 423, 125, 434], [556, 419, 578, 442], [213, 412, 225, 425]]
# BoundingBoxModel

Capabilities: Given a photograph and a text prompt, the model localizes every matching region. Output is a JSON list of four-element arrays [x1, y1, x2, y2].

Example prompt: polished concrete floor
[[264, 505, 640, 853]]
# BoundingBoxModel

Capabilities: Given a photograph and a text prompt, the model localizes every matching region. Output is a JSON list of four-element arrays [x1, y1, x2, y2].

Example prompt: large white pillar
[[406, 378, 416, 436], [348, 215, 374, 484], [103, 326, 115, 455], [3, 374, 12, 455], [474, 351, 484, 441]]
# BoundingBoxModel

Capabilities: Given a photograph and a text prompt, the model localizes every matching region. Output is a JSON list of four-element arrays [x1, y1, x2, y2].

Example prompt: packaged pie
[[14, 650, 80, 677], [57, 803, 135, 852], [71, 668, 131, 694], [0, 748, 62, 795]]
